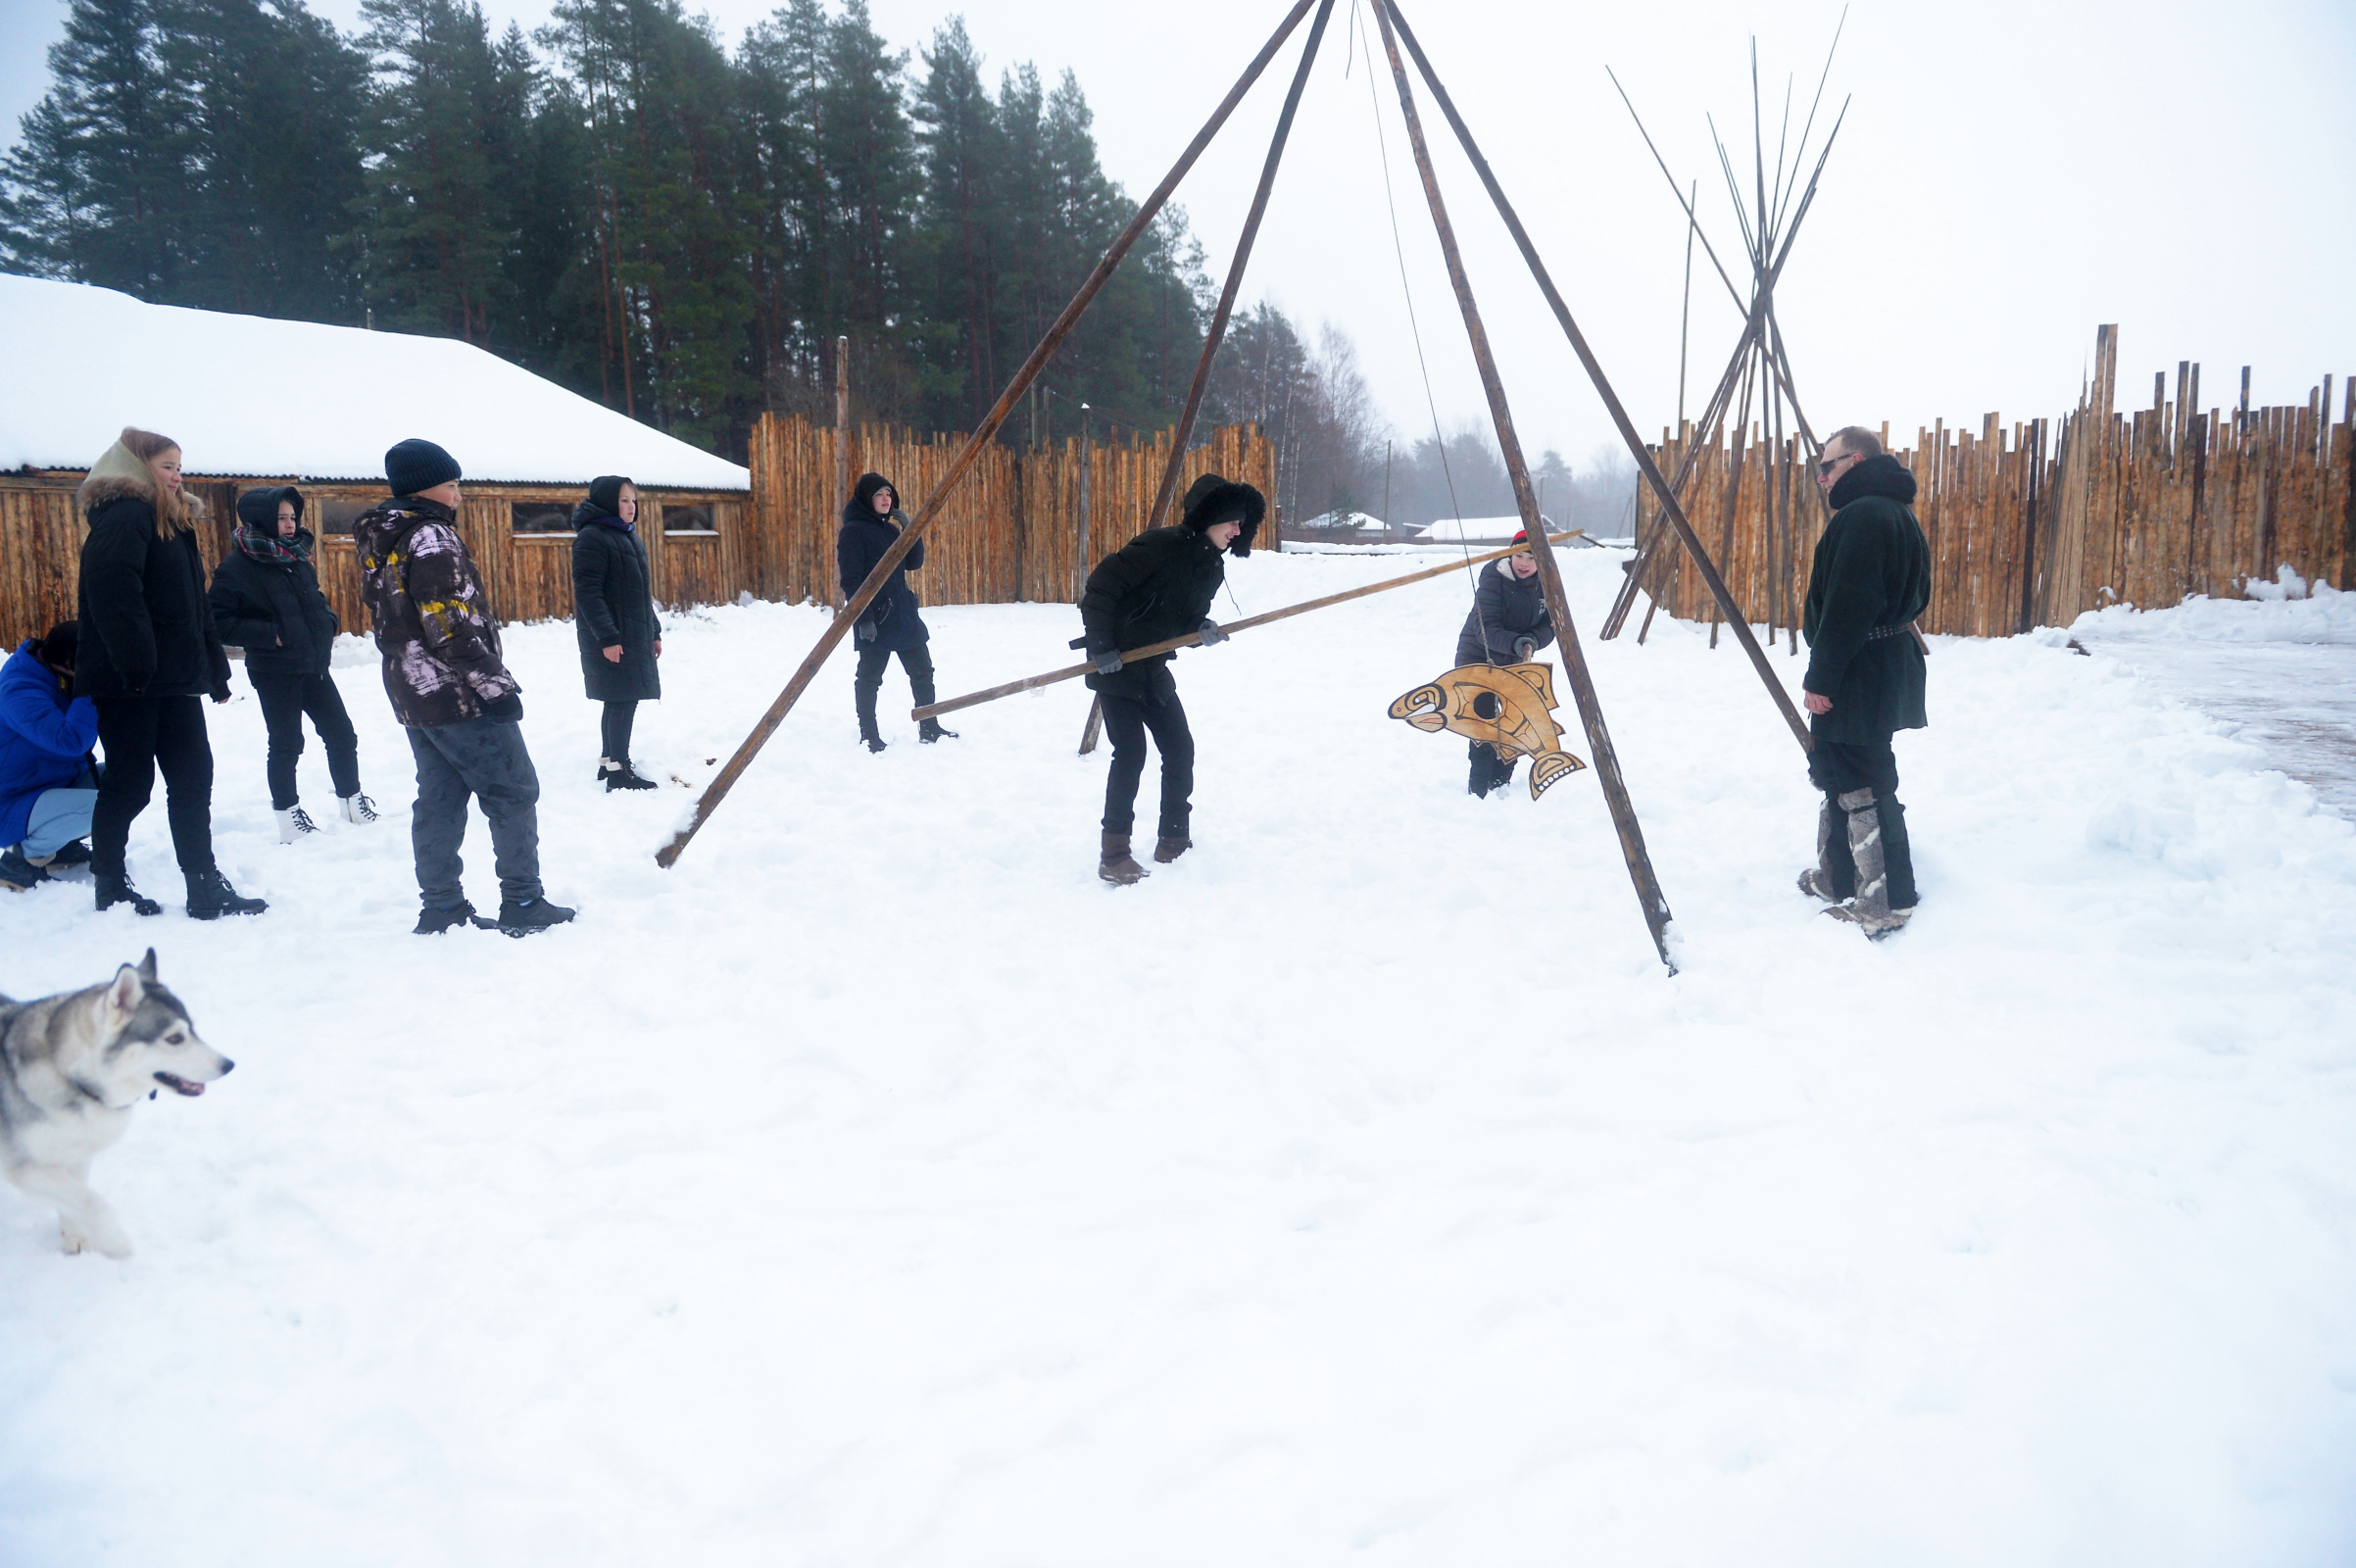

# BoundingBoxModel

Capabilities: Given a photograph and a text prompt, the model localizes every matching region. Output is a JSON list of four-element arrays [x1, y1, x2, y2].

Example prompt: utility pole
[[1677, 178, 1696, 430]]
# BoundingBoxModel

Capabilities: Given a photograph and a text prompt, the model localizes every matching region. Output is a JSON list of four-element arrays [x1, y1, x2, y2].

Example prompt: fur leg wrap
[[1838, 787, 1890, 919]]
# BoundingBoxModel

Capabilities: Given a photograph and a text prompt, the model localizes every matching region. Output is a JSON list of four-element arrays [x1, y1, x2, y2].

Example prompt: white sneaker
[[340, 793, 379, 824], [276, 806, 320, 843]]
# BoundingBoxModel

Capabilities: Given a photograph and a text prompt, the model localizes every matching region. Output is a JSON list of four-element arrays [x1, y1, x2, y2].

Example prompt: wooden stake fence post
[[657, 0, 1326, 868], [1372, 0, 1678, 972], [833, 335, 850, 607]]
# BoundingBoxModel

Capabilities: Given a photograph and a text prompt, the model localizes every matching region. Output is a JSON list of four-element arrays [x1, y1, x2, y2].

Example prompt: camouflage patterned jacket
[[352, 498, 519, 727]]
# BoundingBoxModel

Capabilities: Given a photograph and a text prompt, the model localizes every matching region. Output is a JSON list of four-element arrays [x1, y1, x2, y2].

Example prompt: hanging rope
[[1351, 0, 1494, 661]]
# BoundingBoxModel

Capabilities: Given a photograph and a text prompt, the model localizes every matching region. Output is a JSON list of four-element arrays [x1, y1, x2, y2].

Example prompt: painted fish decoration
[[1388, 662, 1589, 800]]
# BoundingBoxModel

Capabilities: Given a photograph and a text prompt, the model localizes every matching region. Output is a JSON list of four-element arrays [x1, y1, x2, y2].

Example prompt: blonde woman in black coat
[[74, 426, 265, 917], [571, 474, 663, 790]]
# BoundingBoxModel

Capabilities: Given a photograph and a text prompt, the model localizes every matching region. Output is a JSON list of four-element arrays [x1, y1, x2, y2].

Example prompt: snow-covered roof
[[1296, 509, 1393, 533], [1416, 514, 1554, 542], [0, 274, 751, 491]]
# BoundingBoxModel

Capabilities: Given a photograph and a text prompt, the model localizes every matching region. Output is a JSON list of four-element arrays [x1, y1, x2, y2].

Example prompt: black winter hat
[[385, 438, 463, 498], [586, 475, 635, 517], [235, 485, 304, 531], [1180, 473, 1266, 558], [38, 621, 77, 670]]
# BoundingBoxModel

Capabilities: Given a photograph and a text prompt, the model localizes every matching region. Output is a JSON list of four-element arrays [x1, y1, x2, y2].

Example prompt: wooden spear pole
[[1370, 0, 1677, 973], [1382, 0, 1809, 755], [915, 532, 1584, 720], [1078, 0, 1336, 757], [655, 0, 1325, 868]]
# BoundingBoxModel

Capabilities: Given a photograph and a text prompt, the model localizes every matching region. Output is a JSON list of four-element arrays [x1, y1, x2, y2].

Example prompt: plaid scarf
[[235, 519, 314, 566]]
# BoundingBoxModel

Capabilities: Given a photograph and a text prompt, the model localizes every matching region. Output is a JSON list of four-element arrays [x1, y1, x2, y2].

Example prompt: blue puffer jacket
[[0, 640, 98, 846]]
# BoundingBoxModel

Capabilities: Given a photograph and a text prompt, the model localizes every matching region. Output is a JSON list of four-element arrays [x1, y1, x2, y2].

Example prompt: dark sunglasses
[[1816, 452, 1854, 476]]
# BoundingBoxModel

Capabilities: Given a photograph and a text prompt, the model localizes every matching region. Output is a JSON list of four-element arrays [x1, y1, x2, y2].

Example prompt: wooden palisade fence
[[0, 421, 1275, 650], [1636, 327, 2352, 640], [745, 415, 1274, 609]]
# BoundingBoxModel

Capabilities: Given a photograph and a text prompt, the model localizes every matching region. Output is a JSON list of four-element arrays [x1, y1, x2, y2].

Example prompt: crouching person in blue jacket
[[0, 623, 101, 893]]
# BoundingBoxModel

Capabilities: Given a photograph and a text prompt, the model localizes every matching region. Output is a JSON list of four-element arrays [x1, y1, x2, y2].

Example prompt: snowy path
[[3, 552, 2353, 1566], [2071, 589, 2356, 820]]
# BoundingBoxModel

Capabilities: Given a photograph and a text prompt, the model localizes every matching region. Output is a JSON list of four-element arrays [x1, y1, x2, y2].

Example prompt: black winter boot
[[1099, 832, 1149, 886], [918, 717, 958, 743], [94, 873, 162, 915], [187, 868, 268, 919], [414, 901, 478, 935], [1, 846, 47, 892], [602, 759, 660, 791], [491, 896, 576, 937]]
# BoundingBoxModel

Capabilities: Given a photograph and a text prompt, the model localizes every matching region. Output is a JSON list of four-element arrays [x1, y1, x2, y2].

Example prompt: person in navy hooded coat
[[837, 471, 955, 752], [570, 474, 663, 790]]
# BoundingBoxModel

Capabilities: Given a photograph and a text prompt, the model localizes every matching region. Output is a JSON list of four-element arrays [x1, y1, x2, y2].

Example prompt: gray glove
[[1093, 648, 1124, 675], [1513, 636, 1536, 662], [1198, 618, 1227, 646], [855, 620, 878, 645]]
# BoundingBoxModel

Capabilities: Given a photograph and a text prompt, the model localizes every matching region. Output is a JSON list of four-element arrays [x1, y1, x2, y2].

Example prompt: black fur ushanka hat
[[1179, 473, 1265, 558]]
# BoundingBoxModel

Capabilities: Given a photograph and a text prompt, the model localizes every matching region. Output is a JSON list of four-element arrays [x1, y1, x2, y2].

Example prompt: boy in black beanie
[[353, 439, 574, 936]]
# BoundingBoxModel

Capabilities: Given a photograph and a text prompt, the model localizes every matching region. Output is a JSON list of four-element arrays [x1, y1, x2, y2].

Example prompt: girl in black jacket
[[838, 471, 956, 752], [570, 475, 663, 790], [74, 426, 264, 917], [209, 485, 376, 839], [1452, 530, 1555, 798]]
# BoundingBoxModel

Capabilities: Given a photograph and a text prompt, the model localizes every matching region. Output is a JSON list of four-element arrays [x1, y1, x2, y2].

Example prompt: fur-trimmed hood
[[1179, 473, 1265, 558], [75, 435, 207, 521]]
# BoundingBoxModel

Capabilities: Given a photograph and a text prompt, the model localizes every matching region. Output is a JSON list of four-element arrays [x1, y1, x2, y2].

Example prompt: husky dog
[[0, 950, 232, 1257]]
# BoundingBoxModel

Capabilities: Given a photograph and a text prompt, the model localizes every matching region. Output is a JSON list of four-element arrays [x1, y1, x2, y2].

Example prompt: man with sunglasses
[[1797, 425, 1931, 938]]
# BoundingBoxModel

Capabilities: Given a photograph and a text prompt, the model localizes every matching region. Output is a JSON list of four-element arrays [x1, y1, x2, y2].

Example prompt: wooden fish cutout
[[1388, 662, 1590, 800]]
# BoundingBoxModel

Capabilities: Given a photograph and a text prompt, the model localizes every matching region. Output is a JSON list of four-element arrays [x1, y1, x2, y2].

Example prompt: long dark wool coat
[[572, 496, 662, 703], [837, 472, 930, 655], [74, 472, 230, 702], [1802, 454, 1932, 744]]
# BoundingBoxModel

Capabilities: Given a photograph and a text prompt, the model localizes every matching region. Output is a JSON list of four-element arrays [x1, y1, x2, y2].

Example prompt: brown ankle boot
[[1099, 831, 1150, 885], [1153, 834, 1191, 863]]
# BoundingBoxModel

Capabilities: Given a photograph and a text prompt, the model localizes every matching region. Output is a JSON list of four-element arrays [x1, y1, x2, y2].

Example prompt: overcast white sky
[[6, 0, 2352, 468]]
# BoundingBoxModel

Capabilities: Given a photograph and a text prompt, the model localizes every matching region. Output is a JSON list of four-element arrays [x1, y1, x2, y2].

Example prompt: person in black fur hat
[[210, 484, 377, 840], [837, 471, 954, 752], [1796, 425, 1932, 939], [1076, 471, 1263, 884], [570, 474, 663, 789]]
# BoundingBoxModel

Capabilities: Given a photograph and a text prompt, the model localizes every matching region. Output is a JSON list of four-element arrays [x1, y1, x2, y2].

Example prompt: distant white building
[[1415, 514, 1556, 544]]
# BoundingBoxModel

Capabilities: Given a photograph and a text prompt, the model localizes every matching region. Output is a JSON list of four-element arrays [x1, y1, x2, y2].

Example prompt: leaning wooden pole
[[1372, 0, 1677, 973], [916, 533, 1584, 720], [1383, 0, 1809, 754], [656, 0, 1324, 868], [1080, 0, 1335, 757]]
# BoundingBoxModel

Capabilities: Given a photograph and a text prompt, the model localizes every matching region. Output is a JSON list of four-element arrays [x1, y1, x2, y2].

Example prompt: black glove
[[482, 691, 524, 723], [1513, 636, 1536, 662], [855, 620, 877, 645], [1093, 648, 1124, 676], [1198, 618, 1227, 646]]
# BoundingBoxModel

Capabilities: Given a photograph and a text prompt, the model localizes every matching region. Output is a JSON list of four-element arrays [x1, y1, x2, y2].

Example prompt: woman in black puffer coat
[[209, 485, 375, 839], [837, 471, 954, 752], [571, 474, 663, 790], [74, 425, 265, 918]]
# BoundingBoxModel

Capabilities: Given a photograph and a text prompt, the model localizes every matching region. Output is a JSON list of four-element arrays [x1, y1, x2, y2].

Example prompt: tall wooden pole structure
[[1079, 0, 1338, 757], [656, 0, 1326, 869], [1379, 0, 1809, 754], [1370, 0, 1677, 970]]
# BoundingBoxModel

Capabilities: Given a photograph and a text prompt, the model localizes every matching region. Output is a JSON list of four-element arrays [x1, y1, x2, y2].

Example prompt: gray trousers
[[405, 717, 543, 910]]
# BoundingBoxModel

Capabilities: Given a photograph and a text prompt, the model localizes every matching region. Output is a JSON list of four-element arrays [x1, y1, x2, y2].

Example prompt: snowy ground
[[4, 549, 2354, 1566]]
